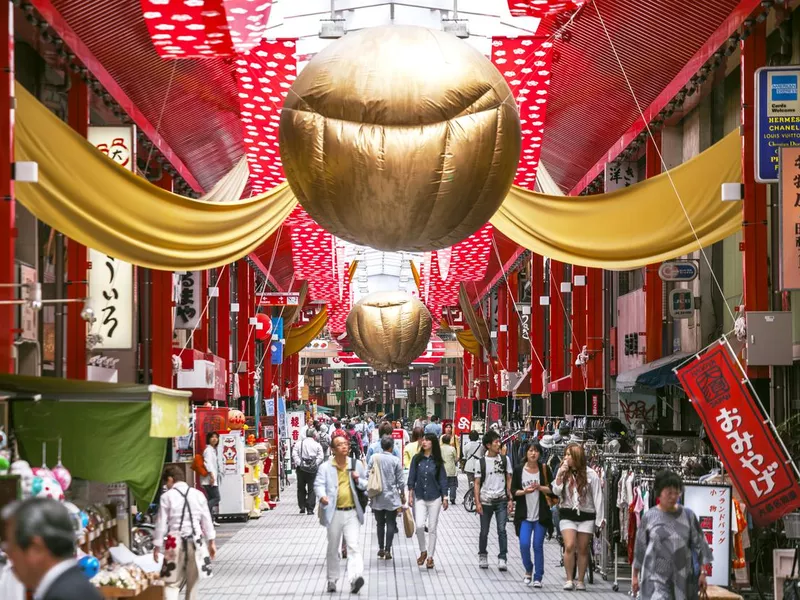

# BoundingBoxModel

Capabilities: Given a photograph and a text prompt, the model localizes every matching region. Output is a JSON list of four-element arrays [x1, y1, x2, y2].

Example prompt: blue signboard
[[756, 66, 800, 182], [270, 317, 284, 365]]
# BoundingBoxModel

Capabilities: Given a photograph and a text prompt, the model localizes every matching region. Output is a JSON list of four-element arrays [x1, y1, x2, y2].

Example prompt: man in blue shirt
[[424, 415, 442, 437], [366, 422, 400, 466]]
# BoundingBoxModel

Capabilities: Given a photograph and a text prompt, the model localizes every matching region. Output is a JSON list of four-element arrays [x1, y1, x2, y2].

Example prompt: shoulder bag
[[350, 457, 369, 510], [367, 454, 383, 498]]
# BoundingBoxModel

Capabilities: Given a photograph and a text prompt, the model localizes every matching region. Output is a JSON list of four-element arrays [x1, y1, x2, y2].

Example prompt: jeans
[[520, 520, 547, 582], [479, 501, 508, 560], [326, 509, 363, 584], [447, 476, 458, 503], [374, 509, 399, 552], [415, 498, 442, 558], [202, 485, 220, 516], [296, 469, 317, 513]]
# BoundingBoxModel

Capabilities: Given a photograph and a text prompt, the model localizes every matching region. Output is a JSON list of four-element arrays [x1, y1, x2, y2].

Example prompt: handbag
[[367, 454, 383, 498], [350, 457, 369, 510], [298, 439, 318, 474], [159, 488, 213, 584], [785, 547, 800, 600], [402, 506, 415, 538]]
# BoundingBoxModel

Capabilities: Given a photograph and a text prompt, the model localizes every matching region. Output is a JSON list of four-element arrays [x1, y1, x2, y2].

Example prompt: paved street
[[198, 475, 625, 599]]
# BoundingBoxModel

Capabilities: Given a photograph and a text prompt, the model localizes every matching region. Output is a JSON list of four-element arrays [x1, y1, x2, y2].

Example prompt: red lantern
[[255, 313, 271, 341], [228, 409, 246, 430]]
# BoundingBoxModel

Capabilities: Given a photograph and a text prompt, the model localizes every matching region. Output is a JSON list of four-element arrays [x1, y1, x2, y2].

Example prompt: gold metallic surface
[[346, 292, 433, 371], [280, 25, 521, 251]]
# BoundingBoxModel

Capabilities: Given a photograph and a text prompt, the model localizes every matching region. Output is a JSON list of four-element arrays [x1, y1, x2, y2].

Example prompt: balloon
[[52, 464, 73, 492], [227, 409, 246, 430], [0, 455, 9, 472], [346, 291, 432, 371], [255, 313, 271, 341], [280, 25, 520, 252], [78, 555, 100, 579], [79, 511, 90, 529], [31, 475, 64, 501]]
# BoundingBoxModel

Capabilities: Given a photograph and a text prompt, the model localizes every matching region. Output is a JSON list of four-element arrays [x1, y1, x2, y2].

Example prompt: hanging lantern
[[280, 25, 521, 252], [228, 409, 246, 430], [346, 291, 433, 371], [255, 313, 271, 341]]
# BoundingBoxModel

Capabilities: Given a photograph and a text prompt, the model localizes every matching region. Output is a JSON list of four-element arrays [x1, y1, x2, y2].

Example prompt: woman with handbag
[[511, 441, 554, 587], [369, 436, 405, 560], [407, 433, 449, 569], [632, 470, 713, 600]]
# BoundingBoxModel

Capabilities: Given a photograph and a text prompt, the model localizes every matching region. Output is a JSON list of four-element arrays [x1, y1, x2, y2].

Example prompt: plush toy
[[31, 475, 64, 501]]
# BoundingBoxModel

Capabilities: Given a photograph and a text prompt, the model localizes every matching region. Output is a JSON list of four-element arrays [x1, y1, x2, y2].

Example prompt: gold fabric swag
[[14, 84, 742, 271]]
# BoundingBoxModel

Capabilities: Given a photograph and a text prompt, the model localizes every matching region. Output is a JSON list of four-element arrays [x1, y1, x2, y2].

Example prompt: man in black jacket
[[2, 497, 102, 600]]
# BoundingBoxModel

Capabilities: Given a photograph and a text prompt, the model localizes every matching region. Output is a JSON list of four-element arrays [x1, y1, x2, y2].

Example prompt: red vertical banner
[[0, 2, 14, 374], [677, 343, 800, 525], [549, 260, 564, 381], [585, 267, 604, 390], [486, 401, 502, 427], [462, 350, 473, 398], [572, 265, 587, 391], [218, 267, 231, 403], [454, 397, 473, 436]]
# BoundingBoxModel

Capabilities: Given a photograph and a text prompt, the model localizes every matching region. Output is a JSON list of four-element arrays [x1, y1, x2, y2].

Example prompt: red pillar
[[66, 75, 89, 380], [462, 349, 472, 398], [572, 265, 587, 392], [236, 259, 253, 398], [508, 272, 519, 373], [644, 132, 663, 363], [0, 1, 15, 374], [151, 173, 173, 388], [497, 285, 508, 374], [530, 254, 545, 395], [549, 260, 564, 384], [741, 22, 769, 379], [586, 267, 604, 390], [217, 267, 231, 404], [194, 270, 208, 352]]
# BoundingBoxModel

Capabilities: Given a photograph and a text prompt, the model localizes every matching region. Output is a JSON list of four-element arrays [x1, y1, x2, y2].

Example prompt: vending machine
[[218, 430, 247, 520]]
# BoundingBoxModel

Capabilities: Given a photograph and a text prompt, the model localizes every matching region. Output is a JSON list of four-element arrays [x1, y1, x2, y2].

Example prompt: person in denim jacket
[[407, 433, 449, 569]]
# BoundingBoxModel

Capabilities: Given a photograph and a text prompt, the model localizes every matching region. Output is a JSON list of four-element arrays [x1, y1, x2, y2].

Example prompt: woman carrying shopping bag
[[369, 436, 405, 560]]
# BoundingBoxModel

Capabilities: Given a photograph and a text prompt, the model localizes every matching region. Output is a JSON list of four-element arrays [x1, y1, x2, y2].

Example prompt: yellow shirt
[[404, 441, 419, 469], [335, 461, 355, 509]]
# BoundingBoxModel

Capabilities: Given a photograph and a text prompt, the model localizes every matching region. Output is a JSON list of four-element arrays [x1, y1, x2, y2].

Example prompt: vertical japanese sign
[[87, 126, 136, 350], [486, 401, 502, 428], [677, 343, 800, 525], [683, 484, 732, 587], [454, 397, 472, 436], [270, 317, 284, 365], [392, 429, 405, 461], [288, 411, 303, 443], [174, 271, 202, 329], [779, 146, 800, 289], [604, 160, 639, 191]]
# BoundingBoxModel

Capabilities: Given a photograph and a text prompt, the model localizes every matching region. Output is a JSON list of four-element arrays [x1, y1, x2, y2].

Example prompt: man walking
[[314, 435, 367, 594], [474, 430, 513, 571], [200, 432, 221, 525], [424, 415, 442, 437], [292, 428, 324, 514], [2, 498, 103, 600], [366, 421, 400, 466]]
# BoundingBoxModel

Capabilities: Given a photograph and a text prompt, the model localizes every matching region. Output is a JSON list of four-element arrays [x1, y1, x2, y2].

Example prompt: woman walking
[[511, 441, 553, 587], [403, 427, 424, 469], [370, 436, 405, 560], [551, 443, 603, 591], [632, 470, 713, 600], [407, 433, 449, 569]]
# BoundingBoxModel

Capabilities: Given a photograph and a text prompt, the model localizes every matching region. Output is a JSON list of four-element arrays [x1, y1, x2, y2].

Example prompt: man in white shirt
[[200, 432, 220, 525], [154, 466, 216, 600], [292, 429, 324, 514], [474, 430, 513, 571], [2, 498, 102, 600]]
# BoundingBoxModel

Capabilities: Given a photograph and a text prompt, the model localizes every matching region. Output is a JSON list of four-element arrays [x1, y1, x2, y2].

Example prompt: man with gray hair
[[2, 497, 102, 600], [292, 427, 324, 514]]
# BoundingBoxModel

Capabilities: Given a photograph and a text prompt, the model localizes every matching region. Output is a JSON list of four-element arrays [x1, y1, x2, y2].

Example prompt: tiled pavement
[[198, 475, 628, 599]]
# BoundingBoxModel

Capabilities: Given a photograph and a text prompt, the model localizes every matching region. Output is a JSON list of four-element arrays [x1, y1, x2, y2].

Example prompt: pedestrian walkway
[[198, 475, 623, 599]]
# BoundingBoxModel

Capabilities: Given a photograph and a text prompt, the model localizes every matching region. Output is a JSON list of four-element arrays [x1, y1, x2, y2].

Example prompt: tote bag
[[367, 455, 383, 498]]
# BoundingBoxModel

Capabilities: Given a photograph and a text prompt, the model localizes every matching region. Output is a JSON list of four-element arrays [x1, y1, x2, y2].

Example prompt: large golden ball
[[346, 291, 433, 371], [280, 25, 521, 251]]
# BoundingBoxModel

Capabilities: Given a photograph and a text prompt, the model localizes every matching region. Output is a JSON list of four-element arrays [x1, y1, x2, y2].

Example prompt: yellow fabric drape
[[14, 84, 297, 270], [440, 320, 481, 356], [459, 285, 491, 349], [284, 307, 328, 356], [490, 131, 742, 270]]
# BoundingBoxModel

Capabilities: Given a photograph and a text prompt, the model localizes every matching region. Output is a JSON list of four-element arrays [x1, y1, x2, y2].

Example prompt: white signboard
[[88, 250, 133, 349], [604, 160, 639, 192], [88, 126, 135, 170], [17, 264, 37, 341], [682, 484, 732, 587], [288, 411, 304, 443], [174, 271, 202, 330]]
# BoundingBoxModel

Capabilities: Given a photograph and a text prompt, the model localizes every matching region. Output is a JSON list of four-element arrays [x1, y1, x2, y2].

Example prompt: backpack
[[350, 434, 362, 457], [298, 439, 318, 474], [319, 434, 330, 455]]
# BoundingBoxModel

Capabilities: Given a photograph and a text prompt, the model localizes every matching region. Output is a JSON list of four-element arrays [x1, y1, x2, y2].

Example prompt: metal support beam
[[644, 132, 663, 364], [0, 0, 14, 374]]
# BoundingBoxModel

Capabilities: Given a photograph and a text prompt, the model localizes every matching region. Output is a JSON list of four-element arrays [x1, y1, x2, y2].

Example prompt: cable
[[143, 59, 177, 180]]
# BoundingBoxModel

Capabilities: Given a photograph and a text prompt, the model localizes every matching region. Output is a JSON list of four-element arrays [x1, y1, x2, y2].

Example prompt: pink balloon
[[32, 467, 54, 479], [52, 464, 72, 492]]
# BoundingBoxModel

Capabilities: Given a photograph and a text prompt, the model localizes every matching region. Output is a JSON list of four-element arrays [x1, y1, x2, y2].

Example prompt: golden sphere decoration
[[279, 25, 521, 251], [346, 291, 433, 371]]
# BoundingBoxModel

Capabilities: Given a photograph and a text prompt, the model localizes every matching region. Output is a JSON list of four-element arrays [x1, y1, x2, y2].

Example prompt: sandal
[[426, 557, 435, 569], [416, 551, 427, 566]]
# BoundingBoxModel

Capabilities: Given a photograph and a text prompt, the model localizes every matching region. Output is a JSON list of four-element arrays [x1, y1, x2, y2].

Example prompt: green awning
[[0, 374, 191, 510], [316, 406, 334, 414]]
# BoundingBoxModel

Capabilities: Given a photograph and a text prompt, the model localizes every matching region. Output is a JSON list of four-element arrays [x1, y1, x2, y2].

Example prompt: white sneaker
[[533, 581, 543, 588], [575, 581, 586, 591], [479, 555, 489, 569], [523, 575, 532, 586], [326, 580, 336, 593], [498, 558, 508, 571], [563, 580, 575, 591]]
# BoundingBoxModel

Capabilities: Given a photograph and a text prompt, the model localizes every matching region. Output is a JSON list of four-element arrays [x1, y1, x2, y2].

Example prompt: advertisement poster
[[392, 429, 405, 461], [755, 66, 800, 182], [682, 485, 732, 587], [454, 397, 473, 436]]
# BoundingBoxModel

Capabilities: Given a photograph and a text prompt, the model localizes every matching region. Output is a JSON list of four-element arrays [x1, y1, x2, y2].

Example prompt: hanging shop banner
[[17, 264, 37, 341], [257, 292, 300, 306], [755, 66, 800, 183], [287, 411, 303, 443], [779, 146, 800, 290], [486, 401, 502, 428], [195, 407, 228, 456], [278, 396, 288, 438], [88, 249, 134, 349], [270, 317, 284, 365], [174, 271, 202, 329], [682, 484, 732, 587], [676, 343, 800, 525], [392, 429, 405, 460], [454, 397, 472, 436]]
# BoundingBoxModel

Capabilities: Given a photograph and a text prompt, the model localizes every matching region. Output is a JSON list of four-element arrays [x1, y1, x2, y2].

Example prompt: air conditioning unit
[[320, 18, 346, 39], [442, 18, 469, 38]]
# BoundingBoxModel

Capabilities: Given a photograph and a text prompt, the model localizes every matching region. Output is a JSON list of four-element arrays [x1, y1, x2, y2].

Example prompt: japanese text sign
[[779, 146, 800, 290], [682, 485, 732, 586], [454, 397, 472, 435], [677, 344, 800, 525], [174, 271, 202, 329], [287, 411, 303, 443], [88, 249, 133, 349], [755, 67, 800, 182]]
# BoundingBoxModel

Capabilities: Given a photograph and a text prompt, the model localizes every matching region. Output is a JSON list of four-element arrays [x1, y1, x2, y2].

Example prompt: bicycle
[[464, 487, 476, 513]]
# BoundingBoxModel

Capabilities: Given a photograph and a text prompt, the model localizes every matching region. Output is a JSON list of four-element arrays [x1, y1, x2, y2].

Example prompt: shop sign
[[394, 389, 408, 400], [454, 397, 472, 435], [88, 250, 133, 349], [17, 264, 37, 341], [604, 160, 638, 191], [287, 411, 304, 442], [392, 429, 405, 460], [658, 261, 698, 282], [486, 401, 502, 427], [270, 317, 284, 365], [258, 292, 300, 306], [174, 271, 202, 329], [778, 146, 800, 289], [88, 126, 134, 170], [682, 484, 732, 587], [677, 343, 800, 525], [669, 288, 694, 319], [755, 66, 800, 183]]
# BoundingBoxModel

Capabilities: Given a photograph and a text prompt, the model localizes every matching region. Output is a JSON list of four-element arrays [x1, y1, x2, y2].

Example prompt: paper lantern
[[280, 25, 521, 252], [346, 291, 433, 371], [255, 313, 271, 341], [228, 409, 246, 430]]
